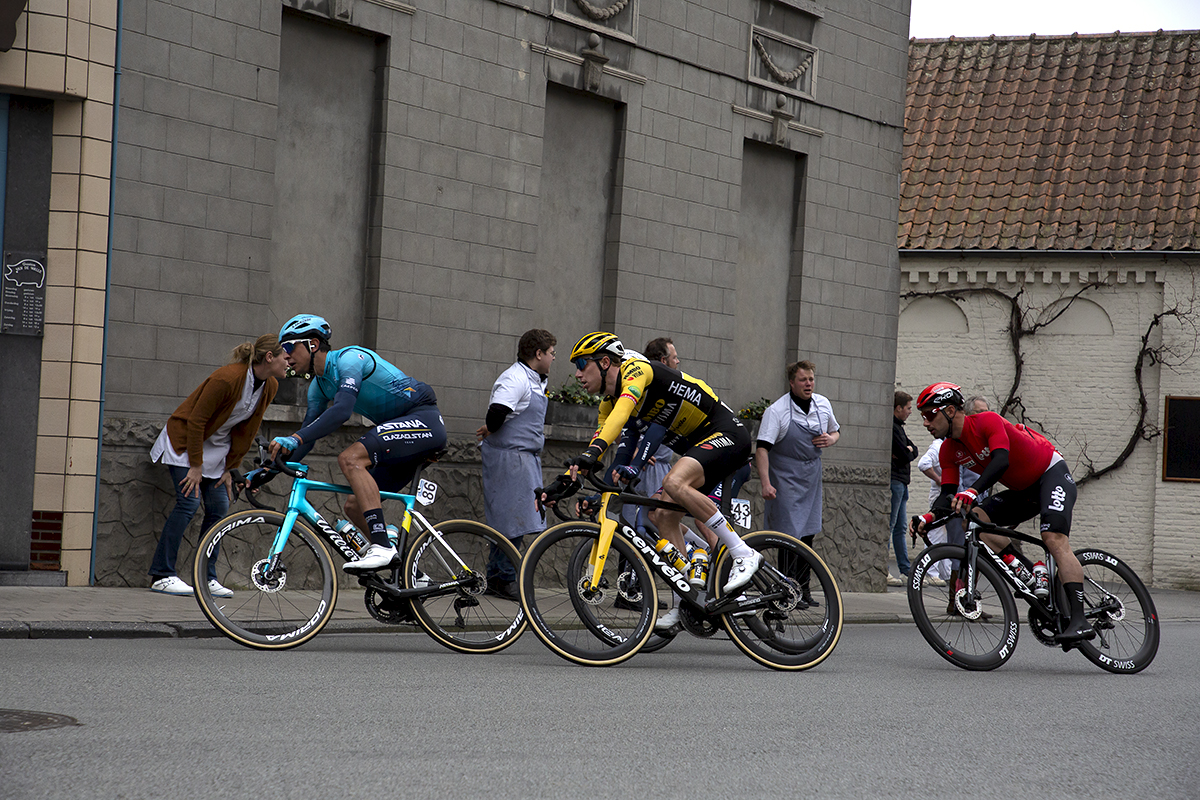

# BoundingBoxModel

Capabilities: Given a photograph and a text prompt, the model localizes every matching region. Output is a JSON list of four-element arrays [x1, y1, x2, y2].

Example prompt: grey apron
[[481, 382, 547, 540], [764, 403, 824, 538]]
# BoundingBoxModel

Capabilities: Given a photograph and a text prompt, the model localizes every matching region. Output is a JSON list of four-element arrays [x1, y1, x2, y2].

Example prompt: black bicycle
[[907, 509, 1159, 673], [193, 452, 526, 652], [519, 471, 843, 670]]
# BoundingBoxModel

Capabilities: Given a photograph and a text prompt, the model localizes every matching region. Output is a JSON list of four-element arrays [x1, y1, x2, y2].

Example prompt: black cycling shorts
[[679, 414, 752, 496], [358, 404, 448, 493], [978, 459, 1077, 536]]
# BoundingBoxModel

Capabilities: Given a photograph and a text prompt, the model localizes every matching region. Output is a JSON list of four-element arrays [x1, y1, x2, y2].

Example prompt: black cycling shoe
[[1055, 622, 1097, 645], [613, 595, 642, 611]]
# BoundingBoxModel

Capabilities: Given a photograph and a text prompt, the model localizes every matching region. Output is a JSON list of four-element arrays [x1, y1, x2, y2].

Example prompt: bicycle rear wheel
[[519, 522, 656, 666], [712, 532, 843, 671], [193, 510, 337, 650], [1073, 548, 1160, 674], [908, 543, 1019, 670], [404, 520, 527, 654]]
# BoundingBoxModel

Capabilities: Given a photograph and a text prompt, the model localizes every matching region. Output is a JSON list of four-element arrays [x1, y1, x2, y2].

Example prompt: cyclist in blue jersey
[[268, 314, 448, 571]]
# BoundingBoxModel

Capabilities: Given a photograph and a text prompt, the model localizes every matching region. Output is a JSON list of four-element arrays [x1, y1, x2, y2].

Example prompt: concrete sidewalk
[[1, 583, 1197, 640]]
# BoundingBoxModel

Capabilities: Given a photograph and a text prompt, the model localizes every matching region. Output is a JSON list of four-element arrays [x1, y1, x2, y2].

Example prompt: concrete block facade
[[897, 257, 1200, 588], [96, 0, 910, 590]]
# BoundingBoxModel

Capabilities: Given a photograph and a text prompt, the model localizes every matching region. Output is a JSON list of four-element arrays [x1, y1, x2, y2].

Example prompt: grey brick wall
[[101, 0, 909, 589]]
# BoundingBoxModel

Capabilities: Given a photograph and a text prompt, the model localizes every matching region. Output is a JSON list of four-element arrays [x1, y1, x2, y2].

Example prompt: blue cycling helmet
[[279, 314, 331, 344]]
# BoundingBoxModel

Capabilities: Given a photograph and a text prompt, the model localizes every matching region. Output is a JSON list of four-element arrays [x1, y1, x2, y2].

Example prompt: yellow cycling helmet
[[570, 331, 625, 365]]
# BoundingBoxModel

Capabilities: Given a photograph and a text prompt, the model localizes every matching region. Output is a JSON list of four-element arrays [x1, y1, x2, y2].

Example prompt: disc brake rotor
[[251, 559, 286, 593]]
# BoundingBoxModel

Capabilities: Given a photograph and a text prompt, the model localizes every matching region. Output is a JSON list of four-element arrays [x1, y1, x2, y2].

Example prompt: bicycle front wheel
[[193, 510, 337, 650], [712, 532, 844, 671], [1074, 548, 1160, 674], [519, 522, 656, 667], [908, 543, 1019, 670], [404, 520, 527, 654]]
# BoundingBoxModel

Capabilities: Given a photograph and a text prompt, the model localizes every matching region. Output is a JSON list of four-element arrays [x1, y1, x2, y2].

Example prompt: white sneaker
[[722, 550, 763, 593], [655, 606, 681, 631], [886, 573, 905, 587], [149, 576, 193, 596], [207, 579, 234, 598], [925, 575, 947, 587], [342, 544, 399, 573]]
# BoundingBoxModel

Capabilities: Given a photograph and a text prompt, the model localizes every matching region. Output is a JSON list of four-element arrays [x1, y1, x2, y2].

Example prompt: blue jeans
[[149, 465, 229, 582], [889, 479, 911, 576], [486, 535, 523, 583]]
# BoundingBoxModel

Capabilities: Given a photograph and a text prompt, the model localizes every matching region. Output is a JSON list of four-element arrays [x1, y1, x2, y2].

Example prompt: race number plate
[[416, 479, 438, 506], [730, 498, 751, 529]]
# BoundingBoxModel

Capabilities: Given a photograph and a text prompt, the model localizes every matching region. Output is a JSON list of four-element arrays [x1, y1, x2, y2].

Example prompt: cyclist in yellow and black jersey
[[540, 332, 763, 628]]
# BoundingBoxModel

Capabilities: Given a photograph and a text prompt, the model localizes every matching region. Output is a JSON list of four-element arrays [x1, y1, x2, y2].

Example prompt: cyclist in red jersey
[[910, 382, 1095, 644]]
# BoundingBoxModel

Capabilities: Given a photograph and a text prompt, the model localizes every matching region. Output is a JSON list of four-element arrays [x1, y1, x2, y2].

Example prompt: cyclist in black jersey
[[540, 332, 762, 628]]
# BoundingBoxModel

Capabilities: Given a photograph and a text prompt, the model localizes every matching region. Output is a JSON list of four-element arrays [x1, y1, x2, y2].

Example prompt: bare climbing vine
[[902, 275, 1200, 486]]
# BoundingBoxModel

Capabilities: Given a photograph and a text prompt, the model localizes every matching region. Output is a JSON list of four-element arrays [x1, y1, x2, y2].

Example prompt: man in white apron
[[476, 329, 556, 600], [754, 360, 840, 606]]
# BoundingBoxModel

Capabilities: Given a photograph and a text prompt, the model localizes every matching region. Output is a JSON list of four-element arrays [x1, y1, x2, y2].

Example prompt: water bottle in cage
[[1002, 554, 1034, 589], [654, 538, 689, 573], [1031, 561, 1050, 599], [336, 519, 370, 555]]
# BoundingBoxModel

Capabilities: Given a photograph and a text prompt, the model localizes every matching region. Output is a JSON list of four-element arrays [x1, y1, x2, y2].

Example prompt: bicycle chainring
[[679, 604, 719, 637], [364, 588, 416, 625], [250, 559, 286, 593], [1028, 607, 1059, 647]]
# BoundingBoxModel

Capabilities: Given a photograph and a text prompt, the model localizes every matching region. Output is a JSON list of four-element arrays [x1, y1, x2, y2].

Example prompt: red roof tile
[[900, 30, 1200, 252]]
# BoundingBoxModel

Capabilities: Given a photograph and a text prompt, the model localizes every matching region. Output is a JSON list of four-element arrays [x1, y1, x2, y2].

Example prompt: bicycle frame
[[262, 461, 479, 602], [585, 488, 786, 619], [937, 512, 1063, 618]]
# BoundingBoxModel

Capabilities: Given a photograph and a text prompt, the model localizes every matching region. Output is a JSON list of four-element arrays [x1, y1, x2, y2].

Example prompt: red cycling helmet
[[916, 382, 965, 410]]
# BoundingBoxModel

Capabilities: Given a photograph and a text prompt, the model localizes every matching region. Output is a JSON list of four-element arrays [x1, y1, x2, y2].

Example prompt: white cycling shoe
[[655, 607, 681, 631], [343, 544, 400, 573], [723, 550, 763, 594]]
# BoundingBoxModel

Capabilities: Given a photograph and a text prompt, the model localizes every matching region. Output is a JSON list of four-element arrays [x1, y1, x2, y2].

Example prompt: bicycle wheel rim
[[715, 532, 844, 671], [519, 522, 655, 667], [908, 543, 1019, 670], [406, 520, 528, 654], [1074, 549, 1160, 674], [193, 510, 336, 650]]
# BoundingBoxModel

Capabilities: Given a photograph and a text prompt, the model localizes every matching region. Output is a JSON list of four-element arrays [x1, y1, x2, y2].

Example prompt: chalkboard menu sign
[[1163, 396, 1200, 482], [1, 250, 46, 336]]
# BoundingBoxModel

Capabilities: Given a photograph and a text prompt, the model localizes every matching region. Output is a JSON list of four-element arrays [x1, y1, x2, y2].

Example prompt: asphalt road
[[3, 623, 1198, 800]]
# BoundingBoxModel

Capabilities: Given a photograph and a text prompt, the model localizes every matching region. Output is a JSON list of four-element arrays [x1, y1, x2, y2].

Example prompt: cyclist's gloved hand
[[568, 444, 604, 476], [576, 493, 602, 519], [954, 487, 979, 510], [911, 512, 935, 539], [273, 435, 300, 454], [536, 473, 582, 512], [612, 465, 640, 484], [243, 467, 272, 491]]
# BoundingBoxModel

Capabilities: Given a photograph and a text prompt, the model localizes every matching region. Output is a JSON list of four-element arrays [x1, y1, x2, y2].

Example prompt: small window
[[1163, 396, 1200, 482]]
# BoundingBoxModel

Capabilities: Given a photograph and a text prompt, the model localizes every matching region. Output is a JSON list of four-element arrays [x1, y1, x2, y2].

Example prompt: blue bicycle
[[192, 455, 526, 652]]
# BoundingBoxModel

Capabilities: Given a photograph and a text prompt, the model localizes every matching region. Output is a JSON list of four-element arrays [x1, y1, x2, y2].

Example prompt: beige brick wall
[[2, 0, 118, 585], [897, 257, 1199, 588]]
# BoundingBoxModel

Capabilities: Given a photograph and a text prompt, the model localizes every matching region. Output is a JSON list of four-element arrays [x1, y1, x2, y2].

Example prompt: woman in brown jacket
[[147, 335, 288, 596]]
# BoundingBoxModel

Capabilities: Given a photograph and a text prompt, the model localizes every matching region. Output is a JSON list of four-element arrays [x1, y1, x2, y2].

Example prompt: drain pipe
[[90, 0, 124, 586]]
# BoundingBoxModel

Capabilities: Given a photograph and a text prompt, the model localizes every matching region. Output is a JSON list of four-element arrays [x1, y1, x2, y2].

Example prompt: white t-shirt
[[150, 366, 265, 479], [758, 392, 839, 445], [489, 361, 546, 416]]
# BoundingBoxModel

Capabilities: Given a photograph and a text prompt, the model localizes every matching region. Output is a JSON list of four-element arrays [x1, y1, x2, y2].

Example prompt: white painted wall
[[896, 257, 1200, 588]]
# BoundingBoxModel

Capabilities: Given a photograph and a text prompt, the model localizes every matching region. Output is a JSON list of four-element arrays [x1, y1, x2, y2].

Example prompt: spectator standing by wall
[[755, 360, 840, 605], [888, 390, 918, 585], [476, 329, 556, 600], [148, 335, 287, 596]]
